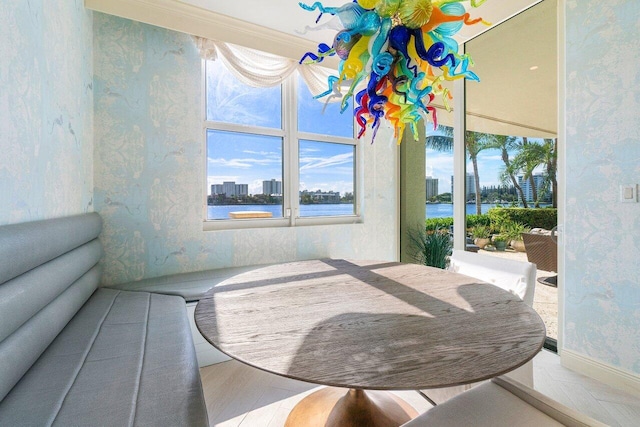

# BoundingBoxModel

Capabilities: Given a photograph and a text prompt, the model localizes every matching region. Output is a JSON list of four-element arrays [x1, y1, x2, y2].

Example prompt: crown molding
[[84, 0, 339, 66]]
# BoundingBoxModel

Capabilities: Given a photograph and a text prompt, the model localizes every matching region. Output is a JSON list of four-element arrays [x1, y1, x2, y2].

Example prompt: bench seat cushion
[[0, 288, 208, 427], [405, 380, 563, 426], [106, 265, 268, 302], [403, 376, 606, 427]]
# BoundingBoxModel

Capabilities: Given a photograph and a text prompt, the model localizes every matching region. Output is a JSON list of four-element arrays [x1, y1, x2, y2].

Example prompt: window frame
[[202, 60, 361, 231]]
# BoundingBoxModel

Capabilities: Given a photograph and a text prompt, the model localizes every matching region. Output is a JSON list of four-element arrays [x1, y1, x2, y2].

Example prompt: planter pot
[[494, 240, 507, 251], [474, 237, 491, 249], [510, 240, 526, 252]]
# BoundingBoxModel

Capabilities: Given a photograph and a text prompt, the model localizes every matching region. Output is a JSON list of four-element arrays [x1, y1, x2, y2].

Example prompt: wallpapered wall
[[93, 13, 398, 286], [0, 1, 94, 226], [564, 1, 640, 375]]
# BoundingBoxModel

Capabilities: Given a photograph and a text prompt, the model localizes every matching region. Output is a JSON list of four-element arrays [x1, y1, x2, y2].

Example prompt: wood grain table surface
[[195, 259, 546, 391]]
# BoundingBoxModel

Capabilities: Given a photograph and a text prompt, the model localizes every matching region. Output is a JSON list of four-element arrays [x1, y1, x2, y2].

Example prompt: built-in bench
[[106, 265, 267, 303], [106, 264, 270, 367], [0, 213, 209, 426]]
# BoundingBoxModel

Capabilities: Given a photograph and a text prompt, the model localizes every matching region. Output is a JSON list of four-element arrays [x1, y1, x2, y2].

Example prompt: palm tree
[[511, 137, 557, 208], [522, 137, 540, 207], [466, 131, 493, 215], [425, 125, 454, 151], [538, 138, 558, 207], [485, 135, 529, 207], [425, 126, 492, 215]]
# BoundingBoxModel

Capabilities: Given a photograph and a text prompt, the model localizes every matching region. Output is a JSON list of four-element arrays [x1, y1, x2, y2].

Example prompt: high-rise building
[[222, 181, 236, 196], [211, 184, 223, 195], [518, 174, 547, 202], [235, 184, 248, 196], [426, 176, 439, 199], [450, 173, 476, 200], [262, 179, 282, 195], [211, 181, 250, 197]]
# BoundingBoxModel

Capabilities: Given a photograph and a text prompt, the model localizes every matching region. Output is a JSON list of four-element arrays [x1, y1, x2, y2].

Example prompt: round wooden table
[[195, 259, 546, 427]]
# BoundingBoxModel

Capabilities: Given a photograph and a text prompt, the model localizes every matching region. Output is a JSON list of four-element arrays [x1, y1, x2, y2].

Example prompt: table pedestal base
[[285, 387, 418, 427]]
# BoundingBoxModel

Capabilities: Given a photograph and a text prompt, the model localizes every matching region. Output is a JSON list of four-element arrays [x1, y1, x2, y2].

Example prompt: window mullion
[[284, 73, 299, 225]]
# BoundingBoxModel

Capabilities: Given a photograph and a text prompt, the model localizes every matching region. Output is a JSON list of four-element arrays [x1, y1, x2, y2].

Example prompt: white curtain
[[193, 36, 337, 99]]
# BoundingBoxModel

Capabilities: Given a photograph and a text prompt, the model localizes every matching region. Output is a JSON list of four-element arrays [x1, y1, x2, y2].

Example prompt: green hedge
[[487, 208, 557, 230], [425, 214, 490, 231], [424, 209, 556, 232]]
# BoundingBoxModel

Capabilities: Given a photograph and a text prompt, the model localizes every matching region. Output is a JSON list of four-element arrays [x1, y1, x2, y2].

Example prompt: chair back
[[448, 249, 537, 307], [522, 232, 558, 273]]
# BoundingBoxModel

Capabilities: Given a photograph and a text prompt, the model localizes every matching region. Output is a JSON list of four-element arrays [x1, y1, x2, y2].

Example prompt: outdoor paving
[[478, 248, 558, 340]]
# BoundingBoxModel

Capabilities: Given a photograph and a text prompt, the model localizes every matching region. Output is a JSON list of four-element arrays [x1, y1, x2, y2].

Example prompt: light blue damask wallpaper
[[93, 13, 398, 286], [0, 1, 94, 226], [565, 1, 640, 375]]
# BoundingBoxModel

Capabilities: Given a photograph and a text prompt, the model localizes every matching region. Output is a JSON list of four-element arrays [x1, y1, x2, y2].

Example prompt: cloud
[[242, 150, 280, 158], [300, 152, 353, 172], [208, 156, 280, 169]]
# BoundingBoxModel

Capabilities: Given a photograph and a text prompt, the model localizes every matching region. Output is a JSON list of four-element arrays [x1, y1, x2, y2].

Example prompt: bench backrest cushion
[[0, 213, 102, 401]]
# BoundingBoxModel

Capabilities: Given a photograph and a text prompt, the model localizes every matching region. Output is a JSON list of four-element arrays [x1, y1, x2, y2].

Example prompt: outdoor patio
[[479, 248, 558, 341]]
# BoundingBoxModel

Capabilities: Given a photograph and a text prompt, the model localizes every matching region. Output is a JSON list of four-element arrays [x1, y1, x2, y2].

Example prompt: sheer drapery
[[193, 36, 337, 99]]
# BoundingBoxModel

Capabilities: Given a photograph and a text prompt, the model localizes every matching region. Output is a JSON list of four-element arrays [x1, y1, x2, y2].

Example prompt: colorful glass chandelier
[[299, 0, 490, 142]]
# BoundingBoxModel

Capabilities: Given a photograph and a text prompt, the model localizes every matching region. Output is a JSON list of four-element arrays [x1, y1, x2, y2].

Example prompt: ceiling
[[178, 0, 542, 44], [439, 0, 558, 138], [86, 0, 557, 138]]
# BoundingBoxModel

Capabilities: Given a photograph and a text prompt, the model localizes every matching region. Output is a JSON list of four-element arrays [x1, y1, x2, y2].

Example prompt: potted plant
[[504, 222, 531, 252], [408, 227, 452, 269], [492, 233, 508, 251], [471, 225, 491, 249]]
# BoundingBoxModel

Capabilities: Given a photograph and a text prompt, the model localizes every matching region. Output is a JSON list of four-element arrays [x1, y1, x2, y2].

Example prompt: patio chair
[[447, 249, 537, 306], [421, 250, 538, 404], [522, 229, 557, 286]]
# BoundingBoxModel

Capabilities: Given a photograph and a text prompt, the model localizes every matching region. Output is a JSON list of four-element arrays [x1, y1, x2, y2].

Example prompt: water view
[[208, 203, 505, 220], [208, 204, 354, 219]]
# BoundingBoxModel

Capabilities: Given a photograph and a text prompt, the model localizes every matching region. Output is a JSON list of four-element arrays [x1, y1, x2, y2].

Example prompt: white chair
[[422, 250, 539, 404], [448, 249, 537, 307]]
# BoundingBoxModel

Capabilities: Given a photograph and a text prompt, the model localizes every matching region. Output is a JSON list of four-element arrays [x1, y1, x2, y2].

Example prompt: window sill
[[202, 215, 362, 231]]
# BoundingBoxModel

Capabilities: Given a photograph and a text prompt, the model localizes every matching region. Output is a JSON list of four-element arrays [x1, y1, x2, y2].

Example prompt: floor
[[200, 350, 640, 426]]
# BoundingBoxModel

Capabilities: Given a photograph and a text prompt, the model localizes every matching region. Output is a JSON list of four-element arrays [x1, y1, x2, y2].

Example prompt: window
[[204, 60, 359, 229]]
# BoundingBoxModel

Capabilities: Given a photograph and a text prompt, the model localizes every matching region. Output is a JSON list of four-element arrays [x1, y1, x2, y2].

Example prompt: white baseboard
[[561, 349, 640, 397]]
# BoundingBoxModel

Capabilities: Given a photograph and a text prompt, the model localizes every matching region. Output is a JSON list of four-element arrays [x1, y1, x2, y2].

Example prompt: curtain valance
[[193, 37, 337, 100]]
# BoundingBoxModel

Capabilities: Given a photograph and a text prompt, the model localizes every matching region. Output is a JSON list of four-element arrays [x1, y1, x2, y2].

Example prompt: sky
[[425, 131, 547, 195], [426, 147, 507, 195], [206, 59, 543, 197], [206, 60, 354, 196]]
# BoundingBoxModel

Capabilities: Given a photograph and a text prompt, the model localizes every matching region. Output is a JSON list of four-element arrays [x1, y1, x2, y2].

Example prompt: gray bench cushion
[[0, 213, 102, 285], [0, 288, 209, 427], [107, 265, 269, 302], [0, 213, 103, 402]]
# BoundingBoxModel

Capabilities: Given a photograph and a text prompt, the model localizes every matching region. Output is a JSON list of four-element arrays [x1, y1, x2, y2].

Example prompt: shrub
[[467, 214, 491, 228], [408, 227, 452, 269], [471, 225, 491, 239], [487, 208, 557, 230], [425, 217, 453, 231], [502, 221, 531, 242], [425, 214, 490, 232]]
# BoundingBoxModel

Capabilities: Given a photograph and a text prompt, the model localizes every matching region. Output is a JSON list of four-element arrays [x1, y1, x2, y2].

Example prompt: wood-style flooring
[[200, 349, 640, 427]]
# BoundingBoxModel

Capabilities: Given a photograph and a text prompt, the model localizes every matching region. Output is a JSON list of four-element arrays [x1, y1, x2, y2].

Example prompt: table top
[[195, 259, 546, 390]]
